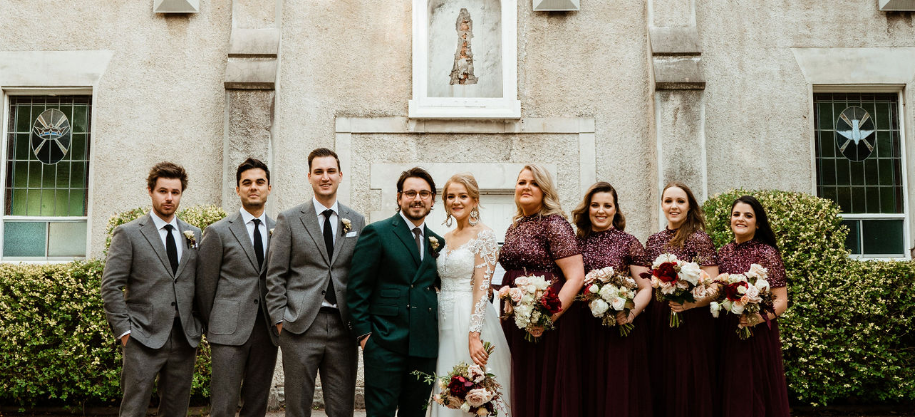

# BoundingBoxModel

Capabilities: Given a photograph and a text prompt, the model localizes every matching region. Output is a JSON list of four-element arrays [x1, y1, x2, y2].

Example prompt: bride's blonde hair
[[442, 173, 482, 221]]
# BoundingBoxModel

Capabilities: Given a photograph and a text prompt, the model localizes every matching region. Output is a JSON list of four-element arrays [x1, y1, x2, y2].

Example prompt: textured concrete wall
[[274, 0, 654, 238], [0, 1, 231, 257], [697, 2, 915, 197], [1, 1, 912, 259]]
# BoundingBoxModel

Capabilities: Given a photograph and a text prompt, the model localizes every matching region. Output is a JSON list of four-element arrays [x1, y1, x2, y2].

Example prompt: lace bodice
[[436, 229, 499, 333]]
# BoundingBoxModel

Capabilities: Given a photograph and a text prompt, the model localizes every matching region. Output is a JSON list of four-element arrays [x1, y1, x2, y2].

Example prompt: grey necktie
[[412, 227, 423, 260]]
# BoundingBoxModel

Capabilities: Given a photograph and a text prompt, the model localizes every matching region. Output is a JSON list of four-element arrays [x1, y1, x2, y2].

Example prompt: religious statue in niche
[[450, 8, 478, 85]]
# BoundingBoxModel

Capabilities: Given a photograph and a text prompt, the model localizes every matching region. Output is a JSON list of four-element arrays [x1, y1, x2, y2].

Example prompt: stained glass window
[[3, 96, 90, 259], [814, 93, 905, 257]]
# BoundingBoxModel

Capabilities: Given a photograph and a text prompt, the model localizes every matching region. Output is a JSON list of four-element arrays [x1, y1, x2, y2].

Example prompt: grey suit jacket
[[265, 201, 365, 335], [195, 211, 278, 346], [101, 213, 203, 349]]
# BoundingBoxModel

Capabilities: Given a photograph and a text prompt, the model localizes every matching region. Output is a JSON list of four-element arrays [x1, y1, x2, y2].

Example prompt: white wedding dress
[[433, 229, 512, 417]]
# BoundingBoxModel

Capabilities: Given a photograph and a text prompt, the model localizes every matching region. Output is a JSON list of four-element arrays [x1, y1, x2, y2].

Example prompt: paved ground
[[266, 411, 366, 417]]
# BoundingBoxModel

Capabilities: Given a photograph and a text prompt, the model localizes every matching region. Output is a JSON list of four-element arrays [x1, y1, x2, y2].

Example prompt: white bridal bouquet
[[498, 274, 563, 342], [578, 266, 639, 336], [709, 263, 776, 340], [640, 254, 710, 328]]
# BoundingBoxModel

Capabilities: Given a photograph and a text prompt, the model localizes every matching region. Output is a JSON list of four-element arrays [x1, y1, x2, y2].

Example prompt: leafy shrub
[[0, 205, 227, 407], [704, 189, 915, 406]]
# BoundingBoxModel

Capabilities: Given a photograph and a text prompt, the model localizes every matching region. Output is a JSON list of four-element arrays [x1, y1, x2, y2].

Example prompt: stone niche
[[410, 0, 521, 119]]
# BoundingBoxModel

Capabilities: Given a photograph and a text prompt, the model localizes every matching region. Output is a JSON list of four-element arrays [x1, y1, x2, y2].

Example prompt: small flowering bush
[[704, 189, 915, 406], [0, 206, 226, 407]]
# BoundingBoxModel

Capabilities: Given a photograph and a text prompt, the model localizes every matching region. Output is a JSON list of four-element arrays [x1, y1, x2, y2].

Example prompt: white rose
[[610, 296, 626, 311], [731, 302, 745, 315], [737, 285, 747, 295], [745, 285, 761, 302], [749, 264, 768, 280], [599, 285, 619, 301], [755, 279, 770, 293], [709, 301, 721, 318], [520, 294, 534, 304], [590, 299, 610, 317], [722, 299, 732, 313], [588, 284, 600, 294], [661, 285, 676, 295], [465, 388, 495, 407], [652, 253, 679, 269], [729, 274, 747, 284], [678, 262, 702, 286], [691, 284, 707, 300], [509, 288, 523, 303], [514, 277, 530, 288], [467, 364, 486, 383], [461, 402, 471, 413]]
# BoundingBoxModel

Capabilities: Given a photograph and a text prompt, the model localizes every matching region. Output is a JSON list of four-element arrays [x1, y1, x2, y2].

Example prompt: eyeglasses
[[402, 190, 434, 200]]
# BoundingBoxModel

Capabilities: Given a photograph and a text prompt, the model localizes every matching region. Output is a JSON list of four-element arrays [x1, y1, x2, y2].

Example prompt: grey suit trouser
[[281, 308, 358, 417], [210, 310, 279, 417], [120, 318, 196, 417]]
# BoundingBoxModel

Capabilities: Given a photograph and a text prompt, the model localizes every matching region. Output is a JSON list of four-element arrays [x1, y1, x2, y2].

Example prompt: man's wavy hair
[[147, 161, 188, 191]]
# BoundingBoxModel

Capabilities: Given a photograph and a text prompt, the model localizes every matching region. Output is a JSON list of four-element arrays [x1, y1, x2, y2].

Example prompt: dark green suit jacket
[[346, 213, 443, 359]]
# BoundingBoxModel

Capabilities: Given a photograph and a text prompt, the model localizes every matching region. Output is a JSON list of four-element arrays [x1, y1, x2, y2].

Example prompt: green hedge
[[0, 205, 226, 407], [704, 189, 915, 406]]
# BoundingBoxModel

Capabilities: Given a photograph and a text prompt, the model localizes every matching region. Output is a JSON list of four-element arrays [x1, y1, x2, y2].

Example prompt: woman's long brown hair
[[662, 181, 706, 248], [572, 181, 626, 239]]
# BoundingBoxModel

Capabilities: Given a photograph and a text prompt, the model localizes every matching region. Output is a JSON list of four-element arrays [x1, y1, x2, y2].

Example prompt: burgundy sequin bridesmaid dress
[[498, 214, 581, 417], [716, 239, 790, 417], [578, 228, 653, 417], [644, 228, 718, 417]]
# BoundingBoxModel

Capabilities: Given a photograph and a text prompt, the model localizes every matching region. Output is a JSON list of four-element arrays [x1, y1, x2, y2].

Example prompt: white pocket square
[[345, 231, 358, 237]]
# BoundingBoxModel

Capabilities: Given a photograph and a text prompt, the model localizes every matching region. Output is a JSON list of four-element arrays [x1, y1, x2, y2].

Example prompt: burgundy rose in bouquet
[[708, 263, 776, 340], [413, 342, 507, 416], [640, 253, 710, 328]]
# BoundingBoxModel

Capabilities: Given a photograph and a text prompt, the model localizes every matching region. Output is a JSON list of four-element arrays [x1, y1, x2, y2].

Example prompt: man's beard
[[402, 204, 430, 221]]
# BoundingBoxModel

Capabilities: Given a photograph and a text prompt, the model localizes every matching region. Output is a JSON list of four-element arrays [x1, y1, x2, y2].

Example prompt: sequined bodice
[[578, 228, 648, 273], [499, 214, 580, 274], [717, 239, 787, 288], [644, 228, 718, 266]]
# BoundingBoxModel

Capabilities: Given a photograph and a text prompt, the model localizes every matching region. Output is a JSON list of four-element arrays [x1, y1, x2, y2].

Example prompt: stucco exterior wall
[[274, 0, 653, 239], [698, 2, 915, 195], [0, 1, 232, 257]]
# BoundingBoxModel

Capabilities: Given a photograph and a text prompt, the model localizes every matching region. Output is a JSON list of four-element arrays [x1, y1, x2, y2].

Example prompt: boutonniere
[[183, 230, 197, 248], [429, 236, 440, 258], [270, 228, 275, 236], [341, 218, 352, 234]]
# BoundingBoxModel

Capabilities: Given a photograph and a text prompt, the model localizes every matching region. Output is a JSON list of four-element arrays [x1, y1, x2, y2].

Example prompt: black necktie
[[322, 209, 337, 304], [413, 227, 423, 261], [252, 218, 264, 269], [164, 224, 179, 274]]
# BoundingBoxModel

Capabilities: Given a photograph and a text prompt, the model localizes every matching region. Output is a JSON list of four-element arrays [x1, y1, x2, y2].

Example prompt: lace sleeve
[[469, 230, 499, 334]]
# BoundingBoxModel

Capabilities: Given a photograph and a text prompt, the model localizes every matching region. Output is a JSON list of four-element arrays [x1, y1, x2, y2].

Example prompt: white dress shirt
[[399, 210, 425, 260], [151, 211, 183, 261], [315, 198, 340, 308], [239, 207, 269, 253]]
